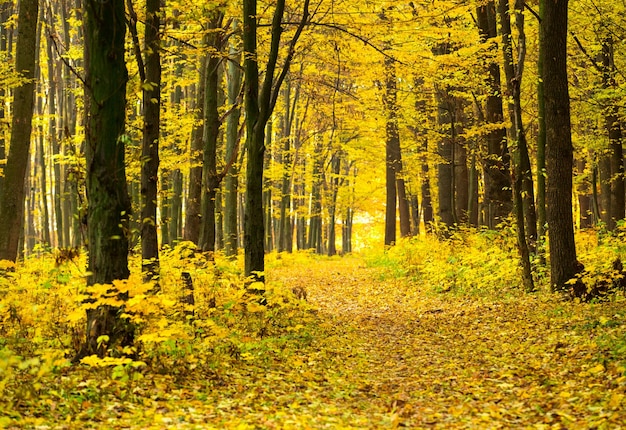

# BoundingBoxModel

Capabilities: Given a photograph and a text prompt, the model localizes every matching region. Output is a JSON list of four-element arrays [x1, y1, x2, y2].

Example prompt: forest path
[[268, 255, 625, 428]]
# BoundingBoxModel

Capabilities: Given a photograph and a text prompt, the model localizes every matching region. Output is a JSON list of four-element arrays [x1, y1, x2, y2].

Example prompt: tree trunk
[[577, 158, 593, 228], [327, 152, 340, 256], [499, 0, 534, 291], [602, 38, 625, 227], [141, 0, 161, 283], [224, 20, 243, 258], [80, 0, 133, 357], [599, 153, 612, 227], [242, 0, 309, 278], [542, 0, 580, 292], [199, 12, 224, 253], [0, 0, 12, 197], [0, 0, 38, 261], [536, 0, 547, 240], [454, 138, 469, 224], [476, 1, 512, 227], [278, 79, 297, 253], [437, 94, 455, 228], [499, 0, 537, 251], [183, 57, 207, 245]]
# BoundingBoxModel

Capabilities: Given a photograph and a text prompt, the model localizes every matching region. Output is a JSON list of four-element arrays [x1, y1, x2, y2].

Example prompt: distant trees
[[2, 0, 626, 305]]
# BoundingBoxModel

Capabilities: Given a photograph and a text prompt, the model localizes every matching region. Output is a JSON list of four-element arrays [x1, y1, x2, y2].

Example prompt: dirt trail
[[269, 255, 626, 428]]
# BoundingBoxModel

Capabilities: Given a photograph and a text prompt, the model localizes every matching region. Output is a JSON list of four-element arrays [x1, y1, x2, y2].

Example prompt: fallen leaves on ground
[[2, 249, 626, 428]]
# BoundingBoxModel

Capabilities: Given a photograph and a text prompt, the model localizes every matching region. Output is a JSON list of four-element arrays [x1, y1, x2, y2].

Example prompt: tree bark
[[140, 0, 161, 283], [243, 0, 309, 278], [0, 0, 38, 261], [476, 1, 512, 227], [542, 0, 579, 292], [536, 0, 547, 240], [199, 12, 224, 253], [80, 0, 133, 357], [183, 56, 207, 245], [224, 19, 243, 258], [602, 38, 625, 227]]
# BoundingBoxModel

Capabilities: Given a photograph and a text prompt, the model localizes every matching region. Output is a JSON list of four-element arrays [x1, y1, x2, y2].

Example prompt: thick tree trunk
[[542, 0, 579, 292], [141, 0, 161, 283], [80, 0, 133, 357], [0, 0, 38, 261]]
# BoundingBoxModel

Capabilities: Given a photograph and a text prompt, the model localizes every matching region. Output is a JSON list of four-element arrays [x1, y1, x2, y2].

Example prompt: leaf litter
[[2, 250, 626, 429]]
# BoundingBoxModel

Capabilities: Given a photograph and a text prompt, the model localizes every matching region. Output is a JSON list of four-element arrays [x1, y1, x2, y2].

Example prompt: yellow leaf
[[589, 364, 605, 375], [608, 392, 624, 409]]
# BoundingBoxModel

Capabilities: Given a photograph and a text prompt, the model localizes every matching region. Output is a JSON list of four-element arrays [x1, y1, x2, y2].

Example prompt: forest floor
[[4, 253, 626, 428]]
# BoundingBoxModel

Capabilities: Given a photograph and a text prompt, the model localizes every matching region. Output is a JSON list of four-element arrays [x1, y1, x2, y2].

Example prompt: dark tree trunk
[[499, 0, 537, 251], [327, 152, 340, 256], [141, 0, 161, 283], [80, 0, 133, 357], [199, 12, 224, 253], [437, 94, 455, 228], [599, 153, 612, 227], [243, 0, 308, 278], [0, 0, 38, 261], [476, 1, 512, 227], [542, 0, 580, 292], [454, 138, 469, 224], [308, 139, 324, 253], [499, 0, 534, 291]]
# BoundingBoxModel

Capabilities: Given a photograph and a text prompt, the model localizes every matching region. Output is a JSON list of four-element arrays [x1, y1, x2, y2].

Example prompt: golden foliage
[[2, 232, 626, 427]]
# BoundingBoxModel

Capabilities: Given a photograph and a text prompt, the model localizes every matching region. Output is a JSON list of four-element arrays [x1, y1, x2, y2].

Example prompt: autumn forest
[[2, 0, 626, 427]]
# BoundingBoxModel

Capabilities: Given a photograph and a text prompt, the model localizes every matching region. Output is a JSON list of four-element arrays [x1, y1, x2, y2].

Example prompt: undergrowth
[[365, 227, 626, 300], [0, 242, 315, 425], [2, 229, 626, 427]]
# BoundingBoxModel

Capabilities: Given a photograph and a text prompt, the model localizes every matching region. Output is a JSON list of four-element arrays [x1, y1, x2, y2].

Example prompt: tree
[[79, 0, 134, 357], [498, 0, 534, 291], [198, 9, 225, 253], [140, 0, 162, 283], [476, 1, 512, 227], [224, 19, 243, 258], [242, 0, 309, 279], [0, 0, 38, 261], [383, 51, 410, 245], [542, 0, 580, 292]]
